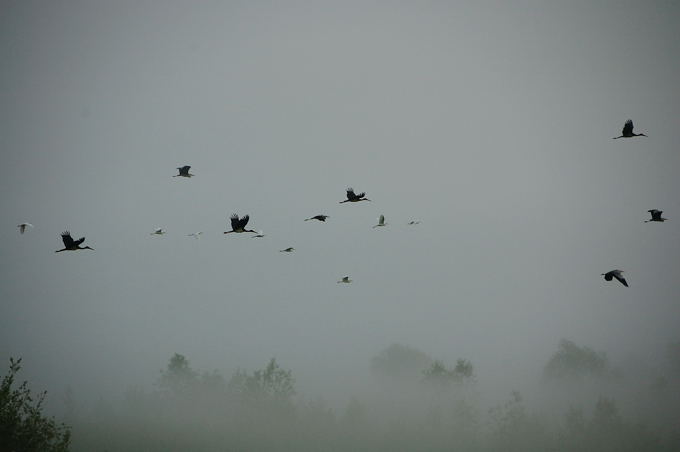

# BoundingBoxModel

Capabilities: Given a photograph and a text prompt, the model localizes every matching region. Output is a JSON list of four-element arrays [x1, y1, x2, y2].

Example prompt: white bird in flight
[[18, 223, 33, 234], [373, 215, 387, 228]]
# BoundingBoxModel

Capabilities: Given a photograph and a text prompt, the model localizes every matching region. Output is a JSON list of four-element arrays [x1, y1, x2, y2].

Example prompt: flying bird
[[55, 231, 94, 252], [645, 209, 667, 223], [613, 120, 647, 139], [150, 228, 166, 235], [339, 187, 370, 204], [601, 269, 628, 287], [224, 214, 257, 234], [407, 220, 421, 225], [373, 215, 387, 228], [337, 276, 352, 284], [173, 165, 194, 177], [252, 230, 265, 238], [305, 215, 329, 222], [280, 247, 295, 253], [187, 232, 203, 239], [17, 223, 33, 234]]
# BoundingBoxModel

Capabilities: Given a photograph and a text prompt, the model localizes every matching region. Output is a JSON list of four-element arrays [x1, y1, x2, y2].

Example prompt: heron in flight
[[224, 214, 257, 234], [56, 231, 94, 252], [601, 270, 628, 287], [305, 215, 329, 222], [339, 188, 370, 203], [645, 209, 667, 223], [373, 215, 387, 228], [17, 223, 33, 234], [337, 276, 352, 283], [173, 165, 194, 177], [613, 120, 647, 139]]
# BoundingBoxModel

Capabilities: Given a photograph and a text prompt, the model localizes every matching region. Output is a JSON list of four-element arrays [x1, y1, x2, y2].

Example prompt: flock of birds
[[15, 120, 667, 287]]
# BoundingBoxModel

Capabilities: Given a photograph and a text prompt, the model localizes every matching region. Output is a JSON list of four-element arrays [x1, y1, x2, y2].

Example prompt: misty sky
[[1, 1, 679, 407]]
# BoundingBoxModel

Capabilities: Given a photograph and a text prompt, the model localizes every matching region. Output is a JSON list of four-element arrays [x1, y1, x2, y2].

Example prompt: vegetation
[[9, 344, 675, 451], [0, 357, 71, 452], [544, 339, 615, 380]]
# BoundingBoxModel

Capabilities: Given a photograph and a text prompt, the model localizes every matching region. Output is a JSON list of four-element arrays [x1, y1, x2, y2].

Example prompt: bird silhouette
[[339, 188, 370, 203], [337, 276, 352, 283], [224, 214, 257, 234], [305, 215, 329, 222], [601, 270, 628, 287], [173, 165, 194, 177], [17, 223, 33, 234], [645, 209, 667, 223], [56, 231, 94, 252], [613, 120, 647, 139], [150, 228, 166, 235], [280, 247, 295, 253]]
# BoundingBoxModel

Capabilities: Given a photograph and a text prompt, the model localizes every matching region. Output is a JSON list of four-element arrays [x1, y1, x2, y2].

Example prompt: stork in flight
[[305, 215, 329, 222], [645, 209, 667, 223], [613, 120, 647, 139], [373, 215, 387, 228], [56, 231, 94, 252], [224, 214, 257, 234], [18, 223, 33, 234], [337, 276, 352, 284], [173, 166, 194, 177], [150, 228, 166, 235], [339, 188, 370, 204], [601, 269, 628, 287], [280, 247, 295, 253]]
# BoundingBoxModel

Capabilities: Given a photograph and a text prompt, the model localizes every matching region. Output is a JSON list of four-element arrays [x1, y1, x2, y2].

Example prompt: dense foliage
[[0, 358, 71, 452]]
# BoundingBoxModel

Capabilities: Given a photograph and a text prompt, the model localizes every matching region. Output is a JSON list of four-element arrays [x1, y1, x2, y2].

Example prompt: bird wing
[[653, 210, 663, 220], [61, 231, 75, 247], [230, 214, 240, 230], [238, 214, 250, 229], [356, 192, 366, 199], [178, 165, 190, 175], [346, 188, 357, 200], [74, 237, 86, 246], [379, 215, 385, 225], [622, 120, 633, 135], [613, 271, 628, 287]]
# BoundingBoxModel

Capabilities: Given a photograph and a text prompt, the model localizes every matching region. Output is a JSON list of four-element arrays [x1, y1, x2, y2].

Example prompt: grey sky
[[1, 0, 679, 406]]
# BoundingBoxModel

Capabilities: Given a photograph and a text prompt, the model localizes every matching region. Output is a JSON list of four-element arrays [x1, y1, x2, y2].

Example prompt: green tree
[[422, 358, 476, 388], [0, 357, 71, 452], [370, 343, 433, 380], [544, 339, 612, 380], [157, 353, 198, 395], [228, 358, 295, 407]]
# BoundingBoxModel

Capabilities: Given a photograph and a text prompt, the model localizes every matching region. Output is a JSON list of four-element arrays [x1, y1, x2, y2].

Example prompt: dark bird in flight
[[339, 187, 370, 204], [305, 215, 329, 222], [337, 276, 352, 284], [56, 231, 94, 252], [613, 120, 647, 139], [407, 220, 421, 225], [173, 165, 194, 177], [602, 269, 628, 287], [17, 223, 33, 234], [280, 247, 295, 253], [224, 214, 257, 234], [645, 209, 667, 223]]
